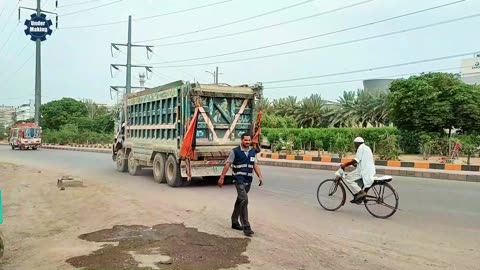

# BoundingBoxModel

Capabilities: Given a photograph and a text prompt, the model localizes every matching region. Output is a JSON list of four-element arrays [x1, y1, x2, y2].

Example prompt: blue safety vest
[[232, 146, 256, 184]]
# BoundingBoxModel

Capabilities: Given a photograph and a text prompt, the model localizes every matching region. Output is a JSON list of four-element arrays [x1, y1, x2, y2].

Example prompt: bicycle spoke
[[379, 202, 397, 210]]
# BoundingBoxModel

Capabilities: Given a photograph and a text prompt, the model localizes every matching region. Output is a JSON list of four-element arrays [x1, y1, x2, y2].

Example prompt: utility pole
[[205, 66, 222, 84], [110, 15, 153, 137], [19, 0, 57, 124], [110, 15, 153, 95]]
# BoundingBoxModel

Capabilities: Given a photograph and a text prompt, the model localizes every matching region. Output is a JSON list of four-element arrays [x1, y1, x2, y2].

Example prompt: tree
[[294, 94, 327, 128], [40, 98, 88, 130], [388, 73, 462, 133]]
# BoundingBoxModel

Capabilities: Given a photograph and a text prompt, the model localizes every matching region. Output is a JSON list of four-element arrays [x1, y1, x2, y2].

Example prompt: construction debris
[[57, 176, 84, 190]]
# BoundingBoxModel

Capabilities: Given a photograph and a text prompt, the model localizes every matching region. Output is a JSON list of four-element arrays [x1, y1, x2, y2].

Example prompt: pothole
[[66, 223, 250, 270]]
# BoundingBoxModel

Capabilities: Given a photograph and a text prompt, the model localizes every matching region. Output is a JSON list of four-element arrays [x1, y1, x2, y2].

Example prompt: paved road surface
[[0, 146, 479, 269]]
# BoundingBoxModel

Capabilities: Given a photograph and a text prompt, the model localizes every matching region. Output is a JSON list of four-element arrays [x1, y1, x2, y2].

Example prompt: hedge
[[262, 127, 421, 154], [42, 130, 112, 145]]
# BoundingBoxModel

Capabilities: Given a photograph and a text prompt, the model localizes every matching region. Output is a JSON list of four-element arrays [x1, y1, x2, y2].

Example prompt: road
[[0, 145, 479, 270]]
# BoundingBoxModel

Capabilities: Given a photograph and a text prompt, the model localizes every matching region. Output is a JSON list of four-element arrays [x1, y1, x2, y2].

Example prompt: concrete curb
[[259, 153, 480, 173], [258, 159, 480, 182], [40, 144, 110, 153]]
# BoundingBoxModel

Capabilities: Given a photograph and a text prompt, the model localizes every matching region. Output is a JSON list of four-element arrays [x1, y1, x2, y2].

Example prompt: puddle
[[66, 223, 250, 270]]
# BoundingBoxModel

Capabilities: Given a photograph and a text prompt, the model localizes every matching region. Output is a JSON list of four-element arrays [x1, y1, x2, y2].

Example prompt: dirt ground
[[0, 162, 478, 270]]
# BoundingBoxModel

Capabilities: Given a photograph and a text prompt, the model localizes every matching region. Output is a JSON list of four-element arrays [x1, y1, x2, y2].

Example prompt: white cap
[[354, 137, 364, 143]]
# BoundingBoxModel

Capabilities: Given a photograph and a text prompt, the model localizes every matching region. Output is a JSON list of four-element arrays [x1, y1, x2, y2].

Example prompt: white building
[[460, 53, 480, 85], [15, 100, 34, 121], [0, 105, 15, 128]]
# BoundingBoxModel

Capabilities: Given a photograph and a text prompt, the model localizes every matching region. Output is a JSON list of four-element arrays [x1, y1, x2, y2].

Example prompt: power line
[[134, 0, 232, 22], [263, 65, 473, 89], [0, 53, 34, 85], [58, 0, 106, 8], [135, 0, 317, 43], [0, 24, 20, 56], [152, 1, 468, 64], [262, 52, 476, 84], [0, 1, 20, 36], [152, 14, 480, 68], [59, 0, 233, 29], [153, 0, 376, 47], [61, 0, 122, 17]]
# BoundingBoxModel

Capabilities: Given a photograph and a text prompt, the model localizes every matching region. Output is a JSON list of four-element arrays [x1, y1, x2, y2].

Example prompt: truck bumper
[[180, 161, 232, 178]]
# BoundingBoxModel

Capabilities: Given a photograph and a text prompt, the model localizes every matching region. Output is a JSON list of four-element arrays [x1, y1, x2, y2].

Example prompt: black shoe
[[231, 223, 243, 231], [350, 191, 366, 204], [243, 226, 254, 237]]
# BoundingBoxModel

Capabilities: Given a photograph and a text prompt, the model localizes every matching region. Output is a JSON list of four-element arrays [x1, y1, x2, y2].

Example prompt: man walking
[[218, 133, 263, 237], [340, 137, 376, 204]]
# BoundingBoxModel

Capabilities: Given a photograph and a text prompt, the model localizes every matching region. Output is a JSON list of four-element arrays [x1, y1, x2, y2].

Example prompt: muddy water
[[66, 223, 250, 270]]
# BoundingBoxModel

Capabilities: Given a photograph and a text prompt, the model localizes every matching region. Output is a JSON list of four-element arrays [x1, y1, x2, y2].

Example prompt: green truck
[[112, 80, 263, 187]]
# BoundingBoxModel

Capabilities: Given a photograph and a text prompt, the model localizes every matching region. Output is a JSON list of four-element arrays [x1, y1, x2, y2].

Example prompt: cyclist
[[340, 137, 376, 204]]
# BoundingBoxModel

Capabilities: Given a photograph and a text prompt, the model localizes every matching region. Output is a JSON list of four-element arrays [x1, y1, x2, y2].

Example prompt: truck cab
[[9, 122, 42, 150]]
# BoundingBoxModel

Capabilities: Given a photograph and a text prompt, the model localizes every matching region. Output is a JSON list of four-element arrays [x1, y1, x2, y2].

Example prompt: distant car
[[8, 122, 42, 150]]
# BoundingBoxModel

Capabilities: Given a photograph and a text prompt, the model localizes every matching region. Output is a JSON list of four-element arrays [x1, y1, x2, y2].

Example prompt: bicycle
[[316, 168, 399, 219]]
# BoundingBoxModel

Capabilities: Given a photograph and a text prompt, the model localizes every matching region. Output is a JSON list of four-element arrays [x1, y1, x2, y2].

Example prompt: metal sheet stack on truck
[[112, 80, 263, 187]]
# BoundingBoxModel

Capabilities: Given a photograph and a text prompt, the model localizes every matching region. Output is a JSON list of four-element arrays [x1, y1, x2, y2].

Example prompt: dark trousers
[[231, 183, 251, 228]]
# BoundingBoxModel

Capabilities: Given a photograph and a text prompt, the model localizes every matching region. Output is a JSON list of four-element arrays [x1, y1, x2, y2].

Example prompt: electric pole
[[205, 66, 222, 84], [19, 0, 58, 124], [110, 16, 153, 95], [110, 16, 153, 137]]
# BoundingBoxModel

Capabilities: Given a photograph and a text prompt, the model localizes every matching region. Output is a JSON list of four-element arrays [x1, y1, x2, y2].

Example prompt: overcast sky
[[0, 0, 479, 106]]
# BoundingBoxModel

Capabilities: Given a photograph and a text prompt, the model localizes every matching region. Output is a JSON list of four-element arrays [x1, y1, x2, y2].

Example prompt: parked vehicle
[[8, 122, 42, 150], [112, 80, 263, 187]]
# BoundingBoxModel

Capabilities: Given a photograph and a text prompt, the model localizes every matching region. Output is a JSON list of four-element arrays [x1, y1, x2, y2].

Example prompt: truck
[[112, 80, 263, 187], [8, 122, 42, 150]]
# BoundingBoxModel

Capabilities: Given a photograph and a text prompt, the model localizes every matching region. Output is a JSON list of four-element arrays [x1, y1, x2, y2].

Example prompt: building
[[15, 100, 35, 121], [0, 105, 15, 128], [362, 79, 394, 94], [460, 53, 480, 85]]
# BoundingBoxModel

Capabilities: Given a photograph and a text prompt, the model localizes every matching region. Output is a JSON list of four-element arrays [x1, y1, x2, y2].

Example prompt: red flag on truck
[[180, 106, 200, 160]]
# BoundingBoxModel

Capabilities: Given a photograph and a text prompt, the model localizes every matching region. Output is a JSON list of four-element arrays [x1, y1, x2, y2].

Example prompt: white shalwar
[[345, 143, 376, 193]]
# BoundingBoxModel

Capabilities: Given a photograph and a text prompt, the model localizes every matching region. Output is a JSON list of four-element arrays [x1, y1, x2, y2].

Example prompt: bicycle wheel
[[364, 182, 399, 219], [317, 179, 346, 211]]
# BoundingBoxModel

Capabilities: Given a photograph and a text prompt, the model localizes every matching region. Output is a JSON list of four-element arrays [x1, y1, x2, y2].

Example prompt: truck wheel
[[32, 147, 37, 150], [153, 153, 166, 183], [116, 148, 128, 172], [165, 155, 184, 187], [128, 150, 142, 176], [10, 144, 14, 150]]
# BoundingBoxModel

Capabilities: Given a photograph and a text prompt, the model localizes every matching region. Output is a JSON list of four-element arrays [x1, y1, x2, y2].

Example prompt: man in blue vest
[[218, 133, 264, 237]]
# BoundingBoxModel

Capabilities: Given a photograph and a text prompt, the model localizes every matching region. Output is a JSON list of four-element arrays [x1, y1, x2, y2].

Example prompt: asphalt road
[[0, 146, 479, 269], [1, 146, 479, 227]]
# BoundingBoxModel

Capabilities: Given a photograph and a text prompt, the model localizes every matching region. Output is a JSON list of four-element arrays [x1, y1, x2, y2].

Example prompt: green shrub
[[377, 134, 401, 160]]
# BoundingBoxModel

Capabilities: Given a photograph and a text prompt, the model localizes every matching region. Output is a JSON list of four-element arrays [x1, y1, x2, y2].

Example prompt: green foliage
[[38, 98, 114, 145], [457, 135, 479, 165], [377, 134, 401, 160], [419, 134, 434, 160], [263, 127, 399, 154], [40, 98, 88, 130], [388, 72, 480, 133], [331, 134, 351, 158], [0, 126, 7, 140], [262, 113, 297, 128]]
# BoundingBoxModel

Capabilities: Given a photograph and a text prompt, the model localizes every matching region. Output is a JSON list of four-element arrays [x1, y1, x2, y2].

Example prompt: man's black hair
[[241, 132, 251, 139]]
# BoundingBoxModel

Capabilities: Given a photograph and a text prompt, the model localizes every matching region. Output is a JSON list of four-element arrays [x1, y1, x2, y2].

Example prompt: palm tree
[[274, 96, 298, 116], [294, 94, 327, 128], [326, 90, 360, 127]]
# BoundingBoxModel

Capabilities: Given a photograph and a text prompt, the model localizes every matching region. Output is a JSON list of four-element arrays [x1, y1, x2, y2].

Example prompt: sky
[[0, 0, 479, 107]]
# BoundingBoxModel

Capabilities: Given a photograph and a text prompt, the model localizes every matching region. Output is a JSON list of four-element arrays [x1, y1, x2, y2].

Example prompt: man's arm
[[253, 163, 263, 186], [340, 159, 357, 170], [218, 150, 234, 187]]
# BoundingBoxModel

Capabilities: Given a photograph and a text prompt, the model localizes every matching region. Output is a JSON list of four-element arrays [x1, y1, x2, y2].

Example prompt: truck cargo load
[[112, 80, 263, 187]]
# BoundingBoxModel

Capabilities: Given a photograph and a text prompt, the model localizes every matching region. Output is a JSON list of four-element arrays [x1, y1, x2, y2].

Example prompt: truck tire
[[128, 150, 142, 176], [10, 144, 14, 150], [152, 153, 166, 183], [116, 148, 128, 172], [165, 155, 184, 187]]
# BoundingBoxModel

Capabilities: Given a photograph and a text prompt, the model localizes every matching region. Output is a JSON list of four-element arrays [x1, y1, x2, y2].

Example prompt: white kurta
[[354, 143, 376, 188]]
